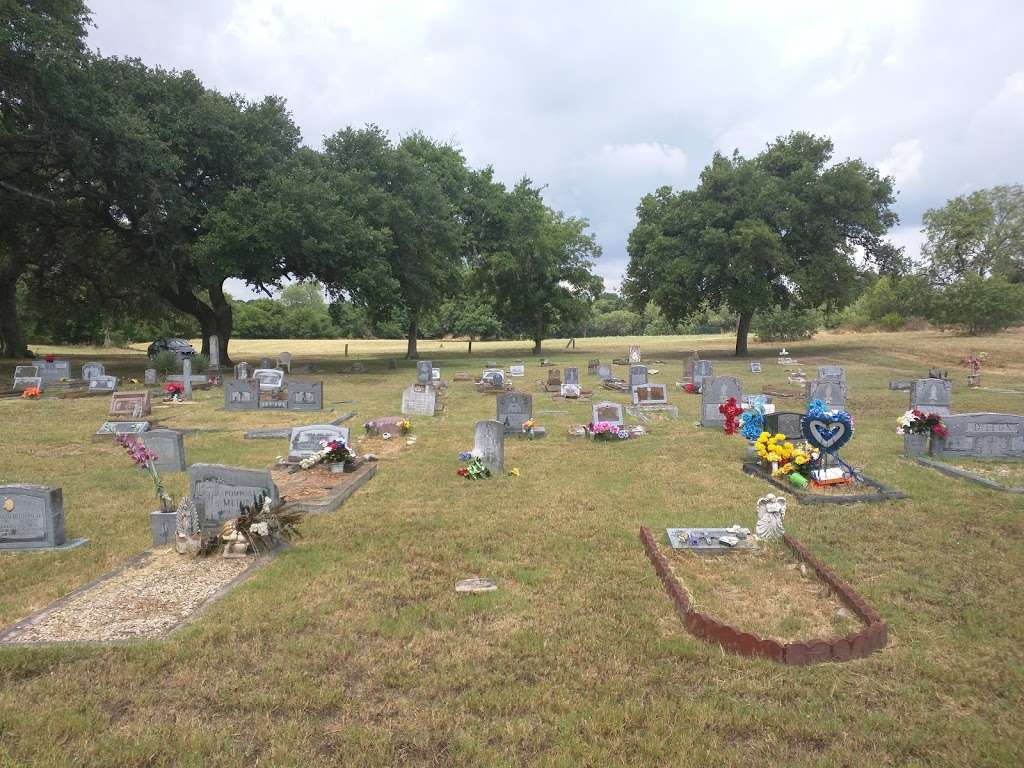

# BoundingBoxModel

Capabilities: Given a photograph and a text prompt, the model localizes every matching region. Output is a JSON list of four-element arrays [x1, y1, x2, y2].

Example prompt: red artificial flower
[[457, 467, 469, 477], [44, 354, 55, 363], [718, 397, 743, 435], [684, 383, 696, 393], [164, 382, 184, 394]]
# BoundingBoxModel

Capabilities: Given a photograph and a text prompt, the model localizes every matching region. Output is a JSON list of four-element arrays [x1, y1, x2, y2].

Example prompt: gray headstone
[[633, 383, 669, 405], [628, 345, 641, 364], [628, 365, 648, 390], [692, 360, 714, 391], [261, 358, 272, 369], [36, 360, 69, 385], [109, 391, 152, 418], [806, 378, 847, 410], [288, 424, 349, 461], [13, 365, 38, 379], [234, 362, 250, 380], [88, 375, 117, 393], [509, 362, 525, 377], [547, 368, 562, 386], [13, 376, 41, 392], [144, 368, 158, 385], [473, 420, 504, 474], [496, 392, 533, 433], [253, 368, 284, 390], [182, 358, 193, 400], [564, 367, 580, 386], [763, 412, 804, 442], [889, 380, 913, 391], [818, 365, 845, 382], [596, 364, 613, 380], [481, 369, 505, 388], [208, 335, 221, 370], [910, 378, 952, 416], [189, 464, 279, 533], [933, 413, 1024, 459], [416, 360, 433, 385], [700, 375, 742, 427], [225, 380, 259, 410], [592, 401, 624, 427], [82, 362, 105, 381], [0, 485, 67, 550], [141, 429, 187, 472], [750, 362, 762, 374], [587, 359, 600, 374], [401, 384, 437, 416], [288, 379, 323, 411]]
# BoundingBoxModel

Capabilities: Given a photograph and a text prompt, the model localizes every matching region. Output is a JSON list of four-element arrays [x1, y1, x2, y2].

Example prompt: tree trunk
[[735, 310, 753, 357], [532, 315, 544, 354], [406, 315, 419, 359], [467, 338, 473, 354], [0, 269, 28, 358], [207, 282, 234, 366]]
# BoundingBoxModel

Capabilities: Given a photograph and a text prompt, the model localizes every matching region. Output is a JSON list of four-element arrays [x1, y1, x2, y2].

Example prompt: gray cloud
[[87, 0, 1024, 293]]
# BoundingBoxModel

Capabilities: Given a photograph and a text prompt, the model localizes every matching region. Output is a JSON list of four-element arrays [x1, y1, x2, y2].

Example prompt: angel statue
[[755, 494, 786, 540]]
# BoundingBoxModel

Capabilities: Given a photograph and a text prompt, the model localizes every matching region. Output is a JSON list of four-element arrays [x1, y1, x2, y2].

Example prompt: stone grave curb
[[0, 548, 278, 646], [913, 457, 1024, 494], [639, 526, 888, 665], [278, 462, 378, 515], [741, 462, 907, 505]]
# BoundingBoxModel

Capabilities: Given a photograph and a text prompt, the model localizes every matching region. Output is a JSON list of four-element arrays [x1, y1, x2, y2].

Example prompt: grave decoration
[[219, 493, 302, 558], [960, 352, 985, 387], [740, 398, 770, 440], [755, 494, 786, 540], [666, 525, 755, 553], [364, 417, 412, 438], [21, 386, 41, 399], [800, 399, 855, 483], [753, 432, 821, 488], [164, 382, 185, 402], [588, 421, 634, 441], [718, 397, 742, 435], [293, 438, 356, 474], [896, 410, 948, 457], [115, 433, 175, 546], [457, 457, 492, 479], [521, 419, 542, 439]]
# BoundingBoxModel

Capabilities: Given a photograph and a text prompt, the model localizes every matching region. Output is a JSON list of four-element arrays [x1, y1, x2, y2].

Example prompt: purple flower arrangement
[[116, 433, 173, 512]]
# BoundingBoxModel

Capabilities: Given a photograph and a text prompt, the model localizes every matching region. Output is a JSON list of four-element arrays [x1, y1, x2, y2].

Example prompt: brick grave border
[[741, 462, 906, 505], [639, 526, 888, 665]]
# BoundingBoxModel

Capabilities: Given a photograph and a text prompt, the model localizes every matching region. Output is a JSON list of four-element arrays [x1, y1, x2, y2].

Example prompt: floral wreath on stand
[[718, 397, 742, 435]]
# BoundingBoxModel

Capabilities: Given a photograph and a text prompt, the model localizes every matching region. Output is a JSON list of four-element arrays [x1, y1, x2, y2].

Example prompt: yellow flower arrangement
[[756, 432, 820, 477]]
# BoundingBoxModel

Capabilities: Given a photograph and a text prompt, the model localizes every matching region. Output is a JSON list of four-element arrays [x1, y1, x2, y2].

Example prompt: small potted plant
[[116, 434, 175, 546], [896, 410, 948, 456]]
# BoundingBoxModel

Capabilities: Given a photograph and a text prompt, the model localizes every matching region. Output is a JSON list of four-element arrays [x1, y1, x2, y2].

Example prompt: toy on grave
[[755, 494, 786, 540], [800, 399, 855, 487]]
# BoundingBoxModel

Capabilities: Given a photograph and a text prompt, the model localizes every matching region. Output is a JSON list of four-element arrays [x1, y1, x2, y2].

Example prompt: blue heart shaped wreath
[[801, 399, 854, 453]]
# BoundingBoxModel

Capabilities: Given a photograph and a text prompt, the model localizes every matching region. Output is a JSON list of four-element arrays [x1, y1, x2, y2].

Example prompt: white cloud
[[580, 143, 688, 180], [877, 139, 924, 187]]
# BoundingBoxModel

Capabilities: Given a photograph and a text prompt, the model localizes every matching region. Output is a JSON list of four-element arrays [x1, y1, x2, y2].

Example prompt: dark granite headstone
[[933, 413, 1024, 458], [189, 464, 279, 533], [0, 485, 83, 550], [141, 429, 187, 472], [496, 392, 533, 433]]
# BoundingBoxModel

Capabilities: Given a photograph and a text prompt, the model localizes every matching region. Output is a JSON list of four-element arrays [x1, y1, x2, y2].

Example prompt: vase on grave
[[903, 432, 930, 457], [788, 472, 808, 488], [149, 510, 177, 547]]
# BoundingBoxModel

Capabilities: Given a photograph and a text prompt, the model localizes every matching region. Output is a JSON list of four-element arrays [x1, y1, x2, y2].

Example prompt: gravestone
[[633, 383, 669, 405], [277, 351, 292, 372], [806, 378, 847, 410], [401, 384, 437, 416], [547, 369, 562, 387], [94, 421, 150, 439], [260, 357, 272, 369], [37, 360, 70, 385], [564, 367, 580, 387], [481, 369, 505, 388], [910, 377, 952, 416], [763, 411, 805, 442], [234, 362, 250, 380], [496, 392, 533, 433], [628, 345, 641, 364], [144, 368, 158, 385], [473, 421, 504, 474], [88, 375, 117, 393], [596, 364, 613, 380], [13, 365, 37, 380], [592, 401, 624, 427], [889, 380, 912, 391], [225, 380, 259, 410], [208, 335, 221, 370], [628, 365, 648, 390], [141, 429, 187, 472], [289, 380, 323, 411], [0, 485, 84, 551], [182, 358, 193, 400], [750, 362, 762, 374], [109, 391, 152, 418], [818, 365, 845, 382], [288, 424, 349, 461], [560, 383, 581, 399], [189, 464, 279, 534], [692, 360, 714, 392], [431, 368, 441, 384], [253, 368, 284, 390], [588, 359, 600, 374], [416, 360, 433, 385], [509, 362, 525, 377], [700, 376, 742, 428], [13, 376, 41, 392], [81, 362, 105, 381], [933, 413, 1024, 459], [683, 353, 700, 383]]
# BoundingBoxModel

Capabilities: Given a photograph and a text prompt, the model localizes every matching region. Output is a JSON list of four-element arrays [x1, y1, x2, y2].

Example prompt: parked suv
[[147, 338, 196, 359]]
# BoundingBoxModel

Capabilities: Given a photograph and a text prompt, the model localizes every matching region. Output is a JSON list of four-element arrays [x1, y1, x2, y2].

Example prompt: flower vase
[[149, 510, 177, 547], [788, 472, 808, 489], [329, 462, 347, 474], [903, 432, 929, 457]]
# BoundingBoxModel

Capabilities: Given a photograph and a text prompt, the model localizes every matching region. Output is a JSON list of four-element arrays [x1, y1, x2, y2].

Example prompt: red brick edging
[[639, 526, 888, 665]]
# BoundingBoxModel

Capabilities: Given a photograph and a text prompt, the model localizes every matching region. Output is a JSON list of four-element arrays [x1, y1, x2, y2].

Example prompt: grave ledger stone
[[473, 421, 505, 474], [0, 485, 86, 550], [932, 413, 1024, 459], [189, 464, 280, 534], [700, 376, 742, 427]]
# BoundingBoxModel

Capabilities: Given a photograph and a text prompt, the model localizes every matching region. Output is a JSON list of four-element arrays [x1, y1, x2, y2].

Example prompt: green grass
[[1, 329, 1023, 766]]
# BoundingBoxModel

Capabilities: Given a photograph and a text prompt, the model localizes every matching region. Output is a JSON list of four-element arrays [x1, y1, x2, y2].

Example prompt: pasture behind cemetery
[[1, 329, 1022, 766]]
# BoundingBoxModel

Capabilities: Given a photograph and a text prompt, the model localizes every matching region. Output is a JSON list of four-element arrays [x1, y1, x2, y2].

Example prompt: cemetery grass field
[[2, 329, 1023, 767]]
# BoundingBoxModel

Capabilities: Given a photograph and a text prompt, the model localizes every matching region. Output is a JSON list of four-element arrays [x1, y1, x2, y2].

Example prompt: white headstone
[[473, 420, 505, 474], [182, 358, 193, 400]]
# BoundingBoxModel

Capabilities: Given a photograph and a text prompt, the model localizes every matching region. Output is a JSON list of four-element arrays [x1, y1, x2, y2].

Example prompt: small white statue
[[756, 494, 787, 540]]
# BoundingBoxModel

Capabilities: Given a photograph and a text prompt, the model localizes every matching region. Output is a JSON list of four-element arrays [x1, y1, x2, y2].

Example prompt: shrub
[[591, 309, 643, 336], [152, 351, 178, 375], [929, 275, 1024, 334], [842, 276, 935, 330], [190, 353, 209, 373], [753, 306, 820, 342]]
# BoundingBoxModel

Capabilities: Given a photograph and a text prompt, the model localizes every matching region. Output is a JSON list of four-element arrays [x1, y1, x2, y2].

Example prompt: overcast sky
[[86, 0, 1024, 298]]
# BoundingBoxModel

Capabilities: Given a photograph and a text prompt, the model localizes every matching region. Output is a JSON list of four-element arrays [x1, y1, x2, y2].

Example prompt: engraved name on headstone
[[401, 384, 437, 416], [88, 375, 117, 392], [933, 413, 1024, 458], [109, 391, 151, 418], [0, 485, 75, 550], [189, 464, 279, 533]]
